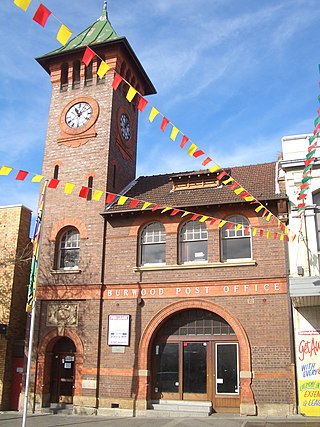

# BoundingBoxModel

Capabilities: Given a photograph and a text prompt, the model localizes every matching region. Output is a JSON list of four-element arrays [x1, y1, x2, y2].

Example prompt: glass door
[[183, 342, 207, 400], [215, 343, 239, 395], [155, 343, 180, 399]]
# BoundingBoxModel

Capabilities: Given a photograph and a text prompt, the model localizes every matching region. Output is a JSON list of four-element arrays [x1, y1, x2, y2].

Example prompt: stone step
[[150, 400, 212, 416]]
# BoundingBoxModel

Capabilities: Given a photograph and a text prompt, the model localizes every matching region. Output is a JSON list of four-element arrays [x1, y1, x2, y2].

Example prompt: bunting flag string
[[12, 0, 294, 237], [14, 0, 73, 46], [295, 66, 320, 216], [0, 163, 294, 242]]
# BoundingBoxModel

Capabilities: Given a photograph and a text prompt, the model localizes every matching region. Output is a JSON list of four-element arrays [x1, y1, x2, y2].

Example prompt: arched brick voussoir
[[137, 299, 255, 411], [49, 218, 88, 241], [138, 298, 252, 373], [38, 328, 84, 356]]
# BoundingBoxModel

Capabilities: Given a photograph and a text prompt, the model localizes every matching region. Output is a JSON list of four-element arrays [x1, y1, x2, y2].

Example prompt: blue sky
[[0, 0, 319, 224]]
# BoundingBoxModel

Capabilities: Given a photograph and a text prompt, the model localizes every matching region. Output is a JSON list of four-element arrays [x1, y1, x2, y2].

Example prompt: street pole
[[22, 180, 48, 427]]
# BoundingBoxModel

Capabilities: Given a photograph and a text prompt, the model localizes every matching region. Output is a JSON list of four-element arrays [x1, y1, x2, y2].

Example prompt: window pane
[[141, 243, 165, 265], [222, 237, 251, 260], [59, 229, 80, 269], [181, 240, 208, 263], [216, 344, 238, 394], [60, 248, 79, 268]]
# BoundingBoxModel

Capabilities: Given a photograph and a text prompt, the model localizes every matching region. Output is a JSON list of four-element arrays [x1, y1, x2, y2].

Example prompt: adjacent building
[[23, 4, 297, 417], [280, 134, 320, 417], [0, 205, 31, 410]]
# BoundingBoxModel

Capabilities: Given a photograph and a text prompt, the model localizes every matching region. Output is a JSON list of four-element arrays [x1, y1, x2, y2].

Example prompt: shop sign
[[294, 309, 320, 416]]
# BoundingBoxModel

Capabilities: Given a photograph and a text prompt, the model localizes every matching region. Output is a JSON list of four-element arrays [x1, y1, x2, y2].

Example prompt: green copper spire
[[101, 0, 108, 20], [38, 1, 120, 58]]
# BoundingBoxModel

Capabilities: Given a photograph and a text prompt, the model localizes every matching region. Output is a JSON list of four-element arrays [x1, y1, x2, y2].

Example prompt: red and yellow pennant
[[0, 163, 293, 242]]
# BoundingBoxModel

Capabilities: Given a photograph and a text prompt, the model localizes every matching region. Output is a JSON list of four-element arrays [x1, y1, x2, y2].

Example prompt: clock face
[[65, 102, 93, 129], [119, 113, 131, 141]]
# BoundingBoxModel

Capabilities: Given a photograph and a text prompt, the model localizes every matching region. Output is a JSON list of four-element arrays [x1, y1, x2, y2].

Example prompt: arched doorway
[[50, 337, 76, 404], [151, 308, 240, 413]]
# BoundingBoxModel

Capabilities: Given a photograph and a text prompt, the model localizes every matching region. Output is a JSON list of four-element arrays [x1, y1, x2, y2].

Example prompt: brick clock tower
[[31, 3, 155, 410]]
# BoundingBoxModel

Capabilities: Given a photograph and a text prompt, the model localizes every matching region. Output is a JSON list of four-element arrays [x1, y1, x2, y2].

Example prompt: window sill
[[134, 260, 256, 272], [51, 269, 82, 275]]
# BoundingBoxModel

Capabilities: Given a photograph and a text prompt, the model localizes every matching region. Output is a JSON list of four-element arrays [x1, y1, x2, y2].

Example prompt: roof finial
[[101, 0, 108, 20]]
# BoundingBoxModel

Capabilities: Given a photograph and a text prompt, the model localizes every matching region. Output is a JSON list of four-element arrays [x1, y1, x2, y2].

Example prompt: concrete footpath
[[1, 413, 320, 427]]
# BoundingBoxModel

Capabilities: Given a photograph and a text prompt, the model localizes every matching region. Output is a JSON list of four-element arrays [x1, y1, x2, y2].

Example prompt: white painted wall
[[280, 134, 320, 277]]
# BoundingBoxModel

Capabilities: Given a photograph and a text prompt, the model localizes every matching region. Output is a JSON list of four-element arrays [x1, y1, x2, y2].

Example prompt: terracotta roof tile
[[106, 162, 286, 214]]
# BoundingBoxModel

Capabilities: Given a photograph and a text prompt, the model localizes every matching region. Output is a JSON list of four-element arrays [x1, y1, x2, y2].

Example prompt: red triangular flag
[[217, 171, 227, 180], [129, 199, 140, 208], [16, 170, 29, 181], [259, 229, 264, 238], [137, 96, 148, 112], [151, 204, 161, 212], [33, 4, 51, 27], [180, 135, 189, 148], [170, 209, 180, 216], [160, 117, 170, 132], [191, 214, 200, 221], [202, 157, 212, 166], [79, 186, 90, 198], [112, 73, 123, 90], [82, 47, 96, 66], [226, 222, 234, 230], [106, 193, 116, 204], [48, 179, 60, 189], [193, 150, 205, 158]]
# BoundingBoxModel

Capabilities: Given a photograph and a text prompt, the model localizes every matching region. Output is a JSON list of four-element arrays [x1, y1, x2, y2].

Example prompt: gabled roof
[[105, 161, 286, 215]]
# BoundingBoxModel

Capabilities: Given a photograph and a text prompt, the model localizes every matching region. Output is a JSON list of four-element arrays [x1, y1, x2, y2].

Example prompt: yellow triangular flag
[[266, 231, 271, 239], [161, 207, 172, 214], [92, 190, 103, 201], [118, 196, 128, 205], [188, 144, 197, 156], [181, 211, 191, 217], [64, 183, 75, 194], [141, 202, 152, 210], [265, 212, 272, 222], [280, 234, 285, 241], [244, 195, 255, 202], [199, 216, 209, 223], [149, 107, 159, 123], [31, 174, 43, 183], [97, 61, 110, 79], [218, 220, 227, 228], [126, 86, 137, 102], [0, 166, 13, 176], [57, 24, 72, 46], [222, 177, 234, 185], [234, 187, 245, 195], [170, 126, 180, 141], [209, 164, 221, 173], [235, 224, 242, 232], [255, 205, 264, 213], [252, 228, 257, 236], [14, 0, 31, 11]]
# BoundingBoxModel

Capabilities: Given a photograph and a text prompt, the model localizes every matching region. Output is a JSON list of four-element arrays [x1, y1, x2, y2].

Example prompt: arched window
[[221, 215, 251, 261], [179, 221, 208, 264], [87, 176, 93, 201], [53, 165, 59, 180], [139, 222, 166, 266], [72, 60, 81, 89], [57, 227, 80, 269], [60, 63, 68, 91], [85, 62, 93, 86]]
